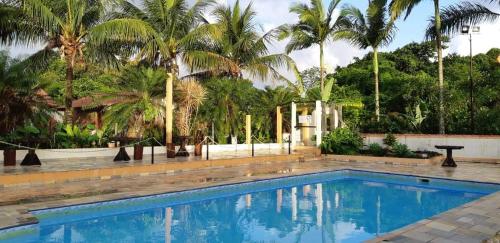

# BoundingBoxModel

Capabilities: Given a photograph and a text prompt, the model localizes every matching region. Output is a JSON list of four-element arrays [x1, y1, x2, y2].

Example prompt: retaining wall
[[363, 134, 500, 160], [0, 143, 285, 162]]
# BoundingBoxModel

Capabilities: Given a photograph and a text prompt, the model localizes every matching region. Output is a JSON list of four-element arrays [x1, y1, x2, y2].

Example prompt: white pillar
[[315, 100, 322, 147], [291, 102, 297, 147]]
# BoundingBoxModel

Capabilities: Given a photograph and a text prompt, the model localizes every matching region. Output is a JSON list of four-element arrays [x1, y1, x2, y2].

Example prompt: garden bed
[[325, 154, 443, 166]]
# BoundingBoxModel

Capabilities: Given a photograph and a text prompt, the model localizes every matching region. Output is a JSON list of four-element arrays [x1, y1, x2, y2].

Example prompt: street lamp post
[[461, 25, 480, 133]]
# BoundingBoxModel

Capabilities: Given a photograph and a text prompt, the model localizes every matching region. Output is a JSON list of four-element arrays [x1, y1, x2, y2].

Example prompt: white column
[[315, 100, 322, 147], [291, 102, 297, 147]]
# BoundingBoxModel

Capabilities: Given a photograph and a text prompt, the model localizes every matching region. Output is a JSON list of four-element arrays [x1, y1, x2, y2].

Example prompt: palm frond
[[425, 2, 499, 39], [389, 0, 423, 20], [23, 0, 62, 35], [88, 18, 168, 58]]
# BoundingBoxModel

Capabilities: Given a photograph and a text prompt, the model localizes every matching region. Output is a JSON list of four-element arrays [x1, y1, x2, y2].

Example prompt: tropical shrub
[[321, 128, 363, 155], [54, 124, 99, 148], [368, 143, 386, 156], [383, 133, 397, 147], [392, 143, 416, 158]]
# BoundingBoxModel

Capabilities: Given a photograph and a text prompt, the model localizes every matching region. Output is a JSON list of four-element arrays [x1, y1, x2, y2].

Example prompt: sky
[[2, 0, 499, 86]]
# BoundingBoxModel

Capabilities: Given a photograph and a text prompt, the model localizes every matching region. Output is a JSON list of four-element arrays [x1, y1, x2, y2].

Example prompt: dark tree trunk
[[65, 61, 74, 124]]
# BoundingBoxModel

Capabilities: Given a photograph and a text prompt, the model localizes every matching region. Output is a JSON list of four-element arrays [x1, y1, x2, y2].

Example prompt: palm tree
[[113, 0, 217, 150], [426, 1, 499, 38], [278, 0, 347, 93], [390, 0, 446, 134], [99, 66, 166, 139], [0, 51, 53, 133], [187, 0, 293, 82], [336, 0, 397, 121], [12, 0, 165, 123]]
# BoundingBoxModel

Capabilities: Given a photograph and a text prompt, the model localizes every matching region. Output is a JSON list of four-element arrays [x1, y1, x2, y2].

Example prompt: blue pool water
[[0, 170, 499, 243]]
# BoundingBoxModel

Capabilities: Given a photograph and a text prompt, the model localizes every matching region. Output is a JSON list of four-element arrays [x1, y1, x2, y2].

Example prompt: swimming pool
[[0, 170, 498, 243]]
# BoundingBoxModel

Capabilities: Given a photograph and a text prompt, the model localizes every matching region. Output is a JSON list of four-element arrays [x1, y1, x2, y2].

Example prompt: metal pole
[[469, 33, 475, 133], [151, 141, 154, 164], [206, 137, 209, 161], [288, 135, 291, 155], [252, 137, 255, 157]]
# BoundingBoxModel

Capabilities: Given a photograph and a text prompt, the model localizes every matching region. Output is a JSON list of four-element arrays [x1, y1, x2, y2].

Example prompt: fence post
[[252, 137, 255, 157], [288, 135, 291, 155], [206, 137, 209, 161], [151, 140, 154, 164]]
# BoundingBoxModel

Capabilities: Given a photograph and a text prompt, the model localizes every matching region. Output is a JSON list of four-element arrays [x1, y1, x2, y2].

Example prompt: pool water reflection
[[1, 171, 497, 243]]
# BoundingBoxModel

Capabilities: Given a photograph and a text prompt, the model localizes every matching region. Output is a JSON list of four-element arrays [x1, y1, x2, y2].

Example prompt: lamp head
[[461, 25, 470, 34]]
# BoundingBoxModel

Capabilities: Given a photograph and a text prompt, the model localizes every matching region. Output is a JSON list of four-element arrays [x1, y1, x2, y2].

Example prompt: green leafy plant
[[368, 143, 386, 156], [321, 128, 363, 155], [54, 124, 99, 148], [383, 133, 397, 147], [392, 143, 416, 158]]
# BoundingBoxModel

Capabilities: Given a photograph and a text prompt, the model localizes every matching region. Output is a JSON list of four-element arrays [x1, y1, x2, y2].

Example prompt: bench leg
[[441, 149, 457, 167]]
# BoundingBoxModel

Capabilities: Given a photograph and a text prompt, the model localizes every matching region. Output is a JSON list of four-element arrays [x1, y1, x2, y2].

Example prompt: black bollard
[[288, 136, 291, 155]]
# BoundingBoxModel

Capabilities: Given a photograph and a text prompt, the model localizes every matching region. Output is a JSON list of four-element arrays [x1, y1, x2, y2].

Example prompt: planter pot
[[176, 136, 190, 157], [166, 143, 176, 158], [3, 149, 16, 166], [194, 143, 203, 156], [134, 144, 144, 160], [108, 142, 116, 148]]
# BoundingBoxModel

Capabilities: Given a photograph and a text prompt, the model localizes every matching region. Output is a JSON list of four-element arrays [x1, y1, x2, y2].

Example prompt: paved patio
[[0, 157, 499, 243]]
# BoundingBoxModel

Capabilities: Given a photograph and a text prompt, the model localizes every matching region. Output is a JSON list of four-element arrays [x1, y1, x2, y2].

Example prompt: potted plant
[[175, 79, 206, 157], [1, 131, 20, 166]]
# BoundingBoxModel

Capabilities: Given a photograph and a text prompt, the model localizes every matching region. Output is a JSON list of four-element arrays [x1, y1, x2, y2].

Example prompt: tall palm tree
[[12, 0, 165, 123], [278, 0, 347, 93], [187, 0, 293, 82], [426, 0, 499, 38], [390, 0, 446, 134], [336, 0, 397, 121], [113, 0, 218, 150]]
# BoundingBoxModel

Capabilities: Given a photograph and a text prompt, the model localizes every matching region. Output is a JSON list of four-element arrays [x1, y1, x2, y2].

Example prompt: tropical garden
[[0, 0, 499, 153]]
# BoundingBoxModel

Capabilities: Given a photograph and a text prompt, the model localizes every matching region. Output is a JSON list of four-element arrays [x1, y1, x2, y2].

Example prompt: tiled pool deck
[[0, 155, 499, 243]]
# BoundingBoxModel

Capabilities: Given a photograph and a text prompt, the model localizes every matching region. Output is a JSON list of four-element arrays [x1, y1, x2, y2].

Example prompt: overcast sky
[[2, 0, 499, 87]]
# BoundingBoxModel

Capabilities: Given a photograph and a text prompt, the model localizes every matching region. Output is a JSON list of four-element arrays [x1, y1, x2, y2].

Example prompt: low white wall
[[363, 134, 500, 159], [0, 143, 285, 162]]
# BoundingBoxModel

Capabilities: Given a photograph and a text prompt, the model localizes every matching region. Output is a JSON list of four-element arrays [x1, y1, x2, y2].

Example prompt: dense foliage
[[335, 43, 500, 134], [1, 0, 499, 152], [320, 128, 363, 155]]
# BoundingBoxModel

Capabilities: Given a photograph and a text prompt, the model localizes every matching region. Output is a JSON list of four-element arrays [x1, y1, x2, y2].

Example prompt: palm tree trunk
[[64, 59, 74, 124], [434, 0, 445, 134], [319, 42, 325, 93], [373, 47, 380, 122], [165, 73, 174, 156]]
